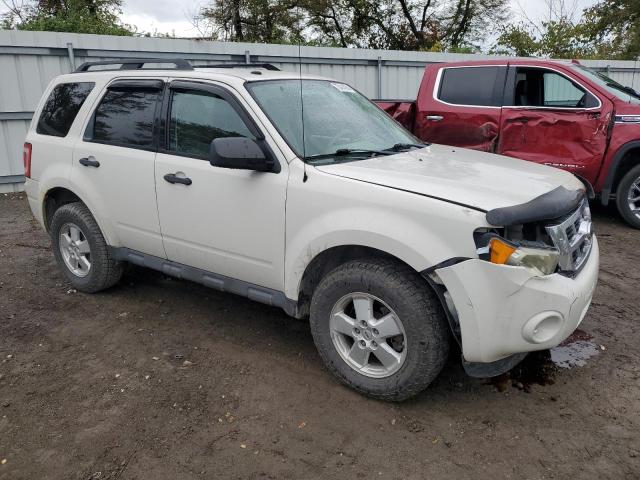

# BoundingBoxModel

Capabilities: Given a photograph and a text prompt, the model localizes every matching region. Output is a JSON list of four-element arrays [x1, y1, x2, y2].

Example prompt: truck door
[[414, 65, 507, 152], [497, 66, 613, 184]]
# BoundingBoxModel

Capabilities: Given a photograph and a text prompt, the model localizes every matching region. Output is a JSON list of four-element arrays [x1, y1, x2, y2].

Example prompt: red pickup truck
[[375, 59, 640, 228]]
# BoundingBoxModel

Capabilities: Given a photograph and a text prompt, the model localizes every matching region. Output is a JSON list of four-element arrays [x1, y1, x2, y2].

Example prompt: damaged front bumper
[[433, 236, 599, 365]]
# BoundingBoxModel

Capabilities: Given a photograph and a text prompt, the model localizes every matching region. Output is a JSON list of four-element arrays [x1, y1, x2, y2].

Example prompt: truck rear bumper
[[435, 236, 599, 364]]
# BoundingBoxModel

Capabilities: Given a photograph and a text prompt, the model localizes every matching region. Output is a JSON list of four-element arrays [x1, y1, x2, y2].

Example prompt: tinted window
[[89, 86, 161, 148], [438, 67, 501, 106], [169, 90, 254, 158], [37, 82, 94, 137]]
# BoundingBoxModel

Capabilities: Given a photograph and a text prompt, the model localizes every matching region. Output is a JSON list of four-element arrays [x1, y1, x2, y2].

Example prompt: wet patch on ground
[[487, 329, 603, 393]]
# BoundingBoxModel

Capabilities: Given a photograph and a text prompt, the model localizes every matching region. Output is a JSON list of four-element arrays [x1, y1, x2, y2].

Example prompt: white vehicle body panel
[[155, 152, 288, 290], [283, 159, 488, 299], [316, 144, 584, 211]]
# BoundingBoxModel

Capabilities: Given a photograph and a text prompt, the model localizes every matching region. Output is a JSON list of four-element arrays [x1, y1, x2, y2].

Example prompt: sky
[[1, 0, 600, 40]]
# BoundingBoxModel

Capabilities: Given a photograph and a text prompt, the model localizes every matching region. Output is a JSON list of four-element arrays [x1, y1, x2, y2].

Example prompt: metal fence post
[[377, 56, 382, 98], [245, 50, 250, 64], [66, 42, 75, 71]]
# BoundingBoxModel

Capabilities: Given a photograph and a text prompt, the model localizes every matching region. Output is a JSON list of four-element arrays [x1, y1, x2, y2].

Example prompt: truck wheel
[[616, 165, 640, 229], [309, 258, 449, 401], [50, 202, 123, 293]]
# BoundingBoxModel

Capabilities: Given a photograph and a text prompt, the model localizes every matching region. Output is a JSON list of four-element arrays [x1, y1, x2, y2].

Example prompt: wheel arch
[[601, 141, 640, 205], [41, 186, 117, 246], [293, 244, 430, 319]]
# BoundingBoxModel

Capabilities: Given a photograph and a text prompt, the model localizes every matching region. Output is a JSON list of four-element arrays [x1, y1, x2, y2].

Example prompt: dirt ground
[[0, 193, 639, 480]]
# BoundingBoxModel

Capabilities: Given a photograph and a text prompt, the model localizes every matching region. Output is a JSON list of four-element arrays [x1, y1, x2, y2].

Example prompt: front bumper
[[435, 236, 599, 364]]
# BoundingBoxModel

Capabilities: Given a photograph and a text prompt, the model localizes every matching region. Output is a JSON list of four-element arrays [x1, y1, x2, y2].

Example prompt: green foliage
[[2, 0, 135, 35], [493, 0, 640, 60], [582, 0, 640, 60], [196, 0, 510, 51]]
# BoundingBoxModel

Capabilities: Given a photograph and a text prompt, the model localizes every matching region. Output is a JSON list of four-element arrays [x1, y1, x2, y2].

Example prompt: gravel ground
[[0, 193, 639, 480]]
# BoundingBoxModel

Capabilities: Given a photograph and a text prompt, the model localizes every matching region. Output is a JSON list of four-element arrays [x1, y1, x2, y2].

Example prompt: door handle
[[79, 157, 100, 167], [163, 173, 192, 186], [426, 115, 444, 122]]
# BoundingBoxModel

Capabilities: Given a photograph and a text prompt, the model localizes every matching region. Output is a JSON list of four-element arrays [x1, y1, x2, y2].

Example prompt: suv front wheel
[[50, 202, 123, 292], [309, 258, 449, 401], [616, 165, 640, 229]]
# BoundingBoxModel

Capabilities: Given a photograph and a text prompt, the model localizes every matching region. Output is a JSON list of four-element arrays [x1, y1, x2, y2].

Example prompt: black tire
[[309, 258, 449, 401], [616, 165, 640, 229], [50, 202, 123, 293]]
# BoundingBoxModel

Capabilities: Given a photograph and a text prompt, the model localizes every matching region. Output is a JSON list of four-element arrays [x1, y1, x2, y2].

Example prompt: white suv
[[24, 59, 599, 400]]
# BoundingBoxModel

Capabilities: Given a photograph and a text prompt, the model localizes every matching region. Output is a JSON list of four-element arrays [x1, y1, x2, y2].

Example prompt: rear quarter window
[[36, 82, 95, 137], [438, 67, 504, 107]]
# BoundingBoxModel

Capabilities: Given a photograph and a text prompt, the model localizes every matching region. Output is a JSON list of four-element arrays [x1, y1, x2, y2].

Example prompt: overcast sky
[[2, 0, 600, 40]]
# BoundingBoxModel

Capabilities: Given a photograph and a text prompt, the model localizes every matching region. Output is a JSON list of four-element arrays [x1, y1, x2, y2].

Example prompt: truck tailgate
[[374, 100, 416, 131]]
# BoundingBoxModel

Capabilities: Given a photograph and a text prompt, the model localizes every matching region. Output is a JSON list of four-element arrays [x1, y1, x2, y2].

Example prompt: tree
[[582, 0, 640, 60], [1, 0, 135, 35], [195, 0, 510, 51], [493, 0, 640, 60], [194, 0, 304, 44]]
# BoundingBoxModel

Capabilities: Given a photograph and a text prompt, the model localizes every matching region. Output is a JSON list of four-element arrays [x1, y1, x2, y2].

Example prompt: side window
[[168, 89, 255, 158], [86, 83, 161, 149], [438, 67, 503, 106], [543, 72, 586, 107], [36, 82, 94, 137], [511, 68, 599, 109]]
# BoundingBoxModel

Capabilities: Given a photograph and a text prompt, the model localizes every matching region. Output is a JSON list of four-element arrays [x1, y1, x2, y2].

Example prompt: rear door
[[71, 79, 165, 257], [497, 65, 613, 184], [415, 65, 507, 152]]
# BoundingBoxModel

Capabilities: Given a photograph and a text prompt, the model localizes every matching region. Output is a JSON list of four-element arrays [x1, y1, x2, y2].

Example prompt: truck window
[[509, 68, 599, 109], [36, 82, 94, 137], [168, 90, 255, 159], [437, 67, 504, 107], [85, 83, 162, 150]]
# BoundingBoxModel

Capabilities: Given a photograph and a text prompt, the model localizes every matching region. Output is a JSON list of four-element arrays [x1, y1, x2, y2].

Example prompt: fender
[[600, 140, 640, 206]]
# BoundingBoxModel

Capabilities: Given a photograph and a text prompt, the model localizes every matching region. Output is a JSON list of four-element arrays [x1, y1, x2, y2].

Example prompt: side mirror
[[209, 137, 275, 172]]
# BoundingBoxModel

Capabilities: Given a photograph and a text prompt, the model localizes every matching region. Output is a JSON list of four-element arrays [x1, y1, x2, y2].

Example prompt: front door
[[415, 65, 507, 152], [154, 81, 287, 291], [497, 66, 613, 184]]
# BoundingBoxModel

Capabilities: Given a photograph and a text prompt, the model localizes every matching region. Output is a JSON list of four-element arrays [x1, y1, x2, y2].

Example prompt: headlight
[[487, 238, 560, 276]]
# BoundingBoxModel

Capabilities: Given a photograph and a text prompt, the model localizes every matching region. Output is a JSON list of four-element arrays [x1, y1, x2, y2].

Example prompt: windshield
[[246, 80, 421, 163], [572, 64, 640, 104]]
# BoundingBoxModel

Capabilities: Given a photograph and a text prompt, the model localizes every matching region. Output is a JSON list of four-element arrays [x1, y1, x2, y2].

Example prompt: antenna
[[297, 15, 308, 183]]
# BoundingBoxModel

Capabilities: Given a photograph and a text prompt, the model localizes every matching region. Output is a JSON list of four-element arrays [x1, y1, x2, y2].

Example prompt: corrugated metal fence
[[1, 30, 639, 192]]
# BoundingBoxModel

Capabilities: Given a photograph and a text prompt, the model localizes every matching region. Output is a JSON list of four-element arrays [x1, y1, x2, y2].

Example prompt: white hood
[[314, 144, 584, 212]]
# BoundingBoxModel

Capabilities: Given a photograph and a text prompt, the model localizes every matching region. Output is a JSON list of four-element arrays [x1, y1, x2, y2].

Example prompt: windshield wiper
[[384, 143, 428, 152], [607, 82, 640, 99], [306, 148, 393, 161]]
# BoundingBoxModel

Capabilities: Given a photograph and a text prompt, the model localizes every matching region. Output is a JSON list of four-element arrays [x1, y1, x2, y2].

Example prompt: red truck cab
[[375, 59, 640, 228]]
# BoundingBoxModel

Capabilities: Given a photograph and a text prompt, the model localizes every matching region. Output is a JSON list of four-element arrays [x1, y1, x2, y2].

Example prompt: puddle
[[486, 329, 601, 393]]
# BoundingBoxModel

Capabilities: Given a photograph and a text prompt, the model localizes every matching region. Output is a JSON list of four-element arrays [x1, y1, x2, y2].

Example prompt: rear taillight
[[23, 142, 32, 178]]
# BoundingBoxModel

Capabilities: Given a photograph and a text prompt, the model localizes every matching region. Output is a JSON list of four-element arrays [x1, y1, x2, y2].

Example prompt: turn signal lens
[[489, 238, 516, 264]]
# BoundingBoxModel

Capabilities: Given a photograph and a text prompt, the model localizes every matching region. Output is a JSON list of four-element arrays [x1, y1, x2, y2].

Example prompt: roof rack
[[75, 58, 193, 73], [193, 63, 280, 71]]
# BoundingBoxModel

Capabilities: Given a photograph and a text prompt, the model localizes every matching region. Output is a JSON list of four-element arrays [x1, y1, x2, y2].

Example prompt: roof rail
[[192, 63, 280, 71], [75, 58, 193, 72]]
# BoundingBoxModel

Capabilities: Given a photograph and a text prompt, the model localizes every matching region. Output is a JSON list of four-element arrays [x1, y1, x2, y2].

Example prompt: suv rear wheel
[[309, 258, 449, 401], [50, 202, 123, 292], [616, 165, 640, 229]]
